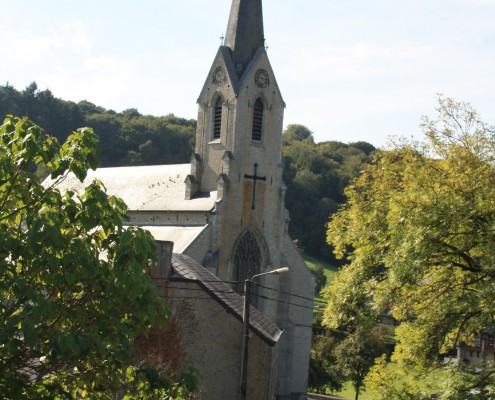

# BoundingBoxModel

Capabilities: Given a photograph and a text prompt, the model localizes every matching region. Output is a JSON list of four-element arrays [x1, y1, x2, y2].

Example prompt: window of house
[[252, 98, 264, 141], [213, 97, 222, 139]]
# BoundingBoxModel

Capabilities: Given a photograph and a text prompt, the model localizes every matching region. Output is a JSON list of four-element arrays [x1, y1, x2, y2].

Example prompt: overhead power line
[[154, 276, 328, 307]]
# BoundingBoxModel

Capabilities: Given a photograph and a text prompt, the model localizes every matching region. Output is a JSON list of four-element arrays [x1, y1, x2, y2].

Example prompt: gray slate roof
[[139, 225, 207, 253], [171, 253, 283, 346], [225, 0, 264, 74], [46, 164, 217, 212]]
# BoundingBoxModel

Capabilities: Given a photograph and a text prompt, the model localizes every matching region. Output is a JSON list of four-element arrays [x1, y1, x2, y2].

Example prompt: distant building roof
[[45, 164, 217, 212], [171, 253, 283, 346]]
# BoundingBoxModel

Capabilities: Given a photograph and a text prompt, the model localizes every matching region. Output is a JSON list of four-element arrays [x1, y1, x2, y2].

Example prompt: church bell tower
[[183, 2, 314, 398], [187, 0, 287, 284]]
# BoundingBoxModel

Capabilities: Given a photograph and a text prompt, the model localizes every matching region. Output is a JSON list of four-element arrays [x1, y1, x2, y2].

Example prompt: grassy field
[[303, 253, 339, 298], [303, 254, 338, 282], [333, 382, 371, 400]]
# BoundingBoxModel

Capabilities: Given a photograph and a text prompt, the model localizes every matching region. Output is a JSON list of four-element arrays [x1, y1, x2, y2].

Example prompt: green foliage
[[0, 116, 193, 398], [283, 139, 376, 261], [304, 254, 338, 286], [0, 83, 196, 168], [334, 326, 389, 400], [309, 324, 390, 399], [307, 263, 327, 295], [309, 333, 344, 394], [440, 363, 495, 399], [324, 96, 495, 397], [365, 357, 432, 400], [282, 124, 314, 145]]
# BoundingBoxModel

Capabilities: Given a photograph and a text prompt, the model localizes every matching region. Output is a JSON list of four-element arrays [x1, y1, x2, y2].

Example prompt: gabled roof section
[[237, 47, 285, 104], [197, 46, 239, 101], [225, 0, 264, 76], [171, 253, 282, 346], [44, 164, 217, 212]]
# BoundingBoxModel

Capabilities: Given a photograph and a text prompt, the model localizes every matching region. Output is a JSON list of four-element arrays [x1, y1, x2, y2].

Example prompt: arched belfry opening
[[252, 97, 264, 141], [213, 95, 223, 140], [232, 227, 268, 307]]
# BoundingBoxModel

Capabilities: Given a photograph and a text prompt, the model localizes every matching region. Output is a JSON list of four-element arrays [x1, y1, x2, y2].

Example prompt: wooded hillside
[[0, 83, 195, 167]]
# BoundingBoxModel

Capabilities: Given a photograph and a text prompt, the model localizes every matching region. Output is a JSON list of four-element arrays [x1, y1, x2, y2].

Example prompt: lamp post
[[240, 267, 289, 400]]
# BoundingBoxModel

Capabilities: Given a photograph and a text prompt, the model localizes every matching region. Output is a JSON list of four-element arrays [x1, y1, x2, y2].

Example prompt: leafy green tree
[[308, 333, 344, 394], [0, 116, 193, 399], [282, 124, 314, 145], [334, 326, 389, 400], [324, 97, 495, 397]]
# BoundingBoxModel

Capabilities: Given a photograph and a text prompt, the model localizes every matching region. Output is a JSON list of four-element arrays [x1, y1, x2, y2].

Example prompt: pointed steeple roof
[[224, 0, 264, 75]]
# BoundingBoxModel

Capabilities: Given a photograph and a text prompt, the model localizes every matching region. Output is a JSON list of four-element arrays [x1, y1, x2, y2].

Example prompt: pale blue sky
[[1, 0, 494, 147]]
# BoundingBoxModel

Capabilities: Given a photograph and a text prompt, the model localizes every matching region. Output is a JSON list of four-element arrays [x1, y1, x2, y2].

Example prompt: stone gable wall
[[139, 282, 276, 400]]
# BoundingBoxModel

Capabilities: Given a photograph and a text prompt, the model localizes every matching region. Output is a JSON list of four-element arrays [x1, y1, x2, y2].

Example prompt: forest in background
[[0, 82, 196, 167], [0, 82, 375, 263]]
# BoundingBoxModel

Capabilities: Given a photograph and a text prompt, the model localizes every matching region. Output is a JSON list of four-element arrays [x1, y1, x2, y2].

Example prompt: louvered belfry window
[[252, 98, 264, 141], [213, 97, 222, 139]]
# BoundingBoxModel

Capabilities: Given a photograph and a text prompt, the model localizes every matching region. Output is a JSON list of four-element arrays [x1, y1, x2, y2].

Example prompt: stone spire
[[224, 0, 264, 75]]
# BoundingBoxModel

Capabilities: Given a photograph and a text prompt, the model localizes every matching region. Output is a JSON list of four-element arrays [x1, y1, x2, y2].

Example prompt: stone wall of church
[[165, 281, 278, 400], [201, 140, 227, 191], [277, 238, 315, 399]]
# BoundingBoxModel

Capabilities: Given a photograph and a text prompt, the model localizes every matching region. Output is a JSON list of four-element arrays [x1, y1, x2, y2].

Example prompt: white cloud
[[0, 20, 92, 65], [277, 42, 434, 85]]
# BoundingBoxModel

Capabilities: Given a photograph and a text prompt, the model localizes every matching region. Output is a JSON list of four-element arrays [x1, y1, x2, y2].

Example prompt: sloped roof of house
[[171, 253, 283, 346], [45, 164, 217, 212]]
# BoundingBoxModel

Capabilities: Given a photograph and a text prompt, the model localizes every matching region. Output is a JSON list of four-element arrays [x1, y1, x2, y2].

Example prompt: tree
[[308, 333, 344, 394], [324, 97, 495, 397], [282, 124, 314, 145], [0, 116, 194, 398], [334, 326, 389, 400]]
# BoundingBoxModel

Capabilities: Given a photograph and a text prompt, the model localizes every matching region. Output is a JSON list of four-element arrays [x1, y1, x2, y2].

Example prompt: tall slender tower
[[185, 1, 314, 398], [188, 0, 286, 284]]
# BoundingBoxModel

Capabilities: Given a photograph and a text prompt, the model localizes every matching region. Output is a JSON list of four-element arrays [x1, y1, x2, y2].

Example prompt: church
[[52, 0, 314, 398]]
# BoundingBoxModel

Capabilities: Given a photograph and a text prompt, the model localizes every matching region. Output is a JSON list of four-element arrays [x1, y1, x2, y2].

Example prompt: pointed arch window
[[213, 97, 223, 139], [233, 230, 263, 307], [252, 98, 264, 141]]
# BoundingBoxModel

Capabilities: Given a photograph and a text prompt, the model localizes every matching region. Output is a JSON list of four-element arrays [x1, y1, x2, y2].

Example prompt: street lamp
[[240, 267, 289, 400]]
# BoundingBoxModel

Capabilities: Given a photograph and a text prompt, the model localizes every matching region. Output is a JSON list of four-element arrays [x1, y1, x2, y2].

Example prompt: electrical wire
[[255, 282, 328, 305], [154, 277, 329, 307], [156, 284, 321, 311]]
